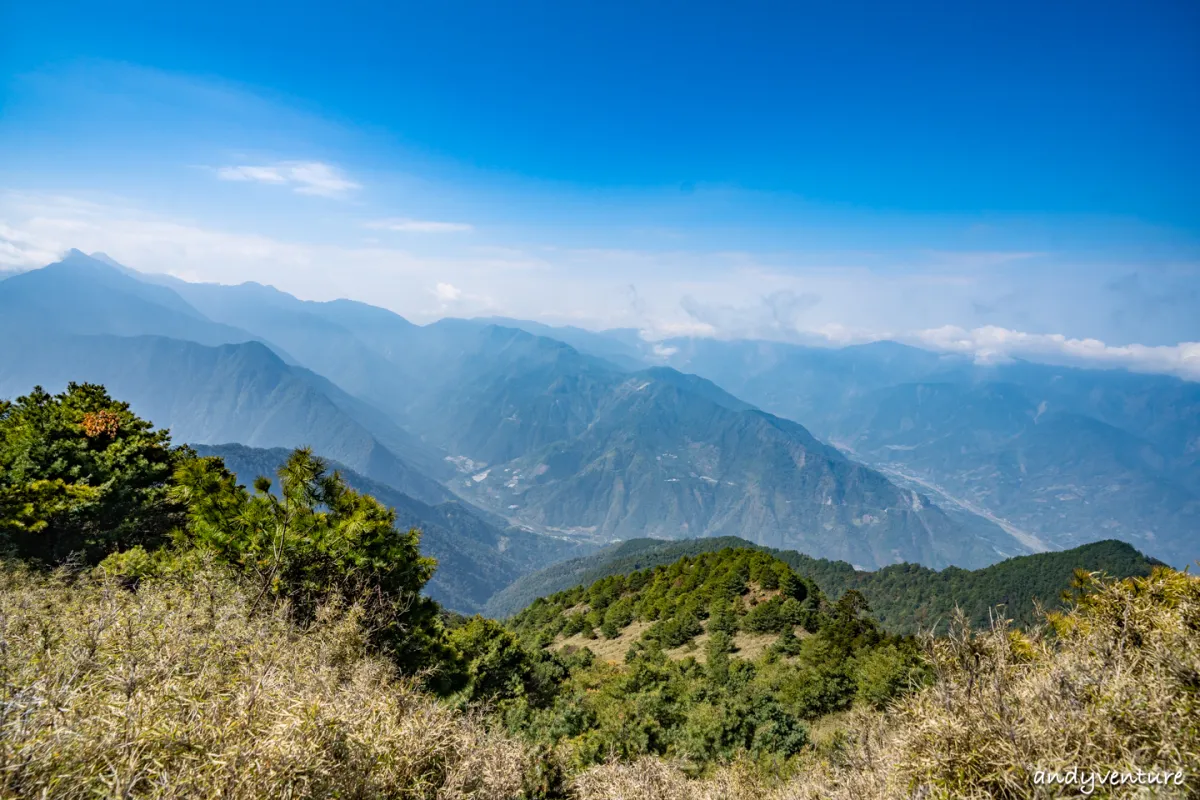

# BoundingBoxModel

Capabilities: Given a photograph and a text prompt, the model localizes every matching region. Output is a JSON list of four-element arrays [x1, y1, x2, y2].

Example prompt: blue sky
[[1, 1, 1198, 374]]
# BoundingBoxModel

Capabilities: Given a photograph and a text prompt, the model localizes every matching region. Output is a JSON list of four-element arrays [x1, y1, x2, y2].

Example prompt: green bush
[[600, 597, 635, 638], [853, 642, 926, 710], [0, 384, 186, 564], [173, 448, 445, 673], [743, 596, 787, 633]]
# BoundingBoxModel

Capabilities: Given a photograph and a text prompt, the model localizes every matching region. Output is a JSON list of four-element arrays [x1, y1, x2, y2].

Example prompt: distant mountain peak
[[87, 252, 135, 272], [57, 249, 118, 270]]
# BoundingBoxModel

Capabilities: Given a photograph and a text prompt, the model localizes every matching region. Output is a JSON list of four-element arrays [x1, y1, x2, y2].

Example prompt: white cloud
[[908, 325, 1200, 380], [639, 320, 720, 340], [434, 282, 462, 301], [215, 161, 360, 198], [366, 218, 473, 233], [214, 165, 288, 184]]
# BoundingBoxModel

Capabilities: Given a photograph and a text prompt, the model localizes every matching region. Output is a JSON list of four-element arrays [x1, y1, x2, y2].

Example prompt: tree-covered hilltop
[[489, 535, 1164, 633], [489, 548, 928, 770], [813, 540, 1166, 633], [0, 383, 188, 564], [485, 536, 776, 618], [507, 548, 827, 648]]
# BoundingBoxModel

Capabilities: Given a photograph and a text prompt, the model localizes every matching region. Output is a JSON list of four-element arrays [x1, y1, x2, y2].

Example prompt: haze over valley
[[1, 248, 1195, 604]]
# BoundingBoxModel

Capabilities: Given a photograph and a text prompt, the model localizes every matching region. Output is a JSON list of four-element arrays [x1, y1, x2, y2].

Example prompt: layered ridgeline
[[12, 251, 1196, 569], [487, 535, 1164, 633], [191, 444, 588, 614], [0, 252, 452, 502], [2, 252, 1019, 571], [448, 359, 1018, 569], [824, 380, 1200, 569], [587, 335, 1200, 569]]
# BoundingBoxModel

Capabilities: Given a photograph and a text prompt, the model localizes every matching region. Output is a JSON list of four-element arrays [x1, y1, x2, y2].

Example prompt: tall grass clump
[[871, 566, 1199, 798], [0, 560, 549, 799], [571, 567, 1199, 799]]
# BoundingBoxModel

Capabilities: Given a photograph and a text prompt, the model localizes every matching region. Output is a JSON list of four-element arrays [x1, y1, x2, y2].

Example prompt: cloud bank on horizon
[[0, 1, 1196, 380]]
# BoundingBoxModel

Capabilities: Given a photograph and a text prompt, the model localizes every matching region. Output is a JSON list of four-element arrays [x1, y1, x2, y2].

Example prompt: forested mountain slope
[[454, 363, 1016, 569], [826, 380, 1200, 567], [488, 535, 1163, 633]]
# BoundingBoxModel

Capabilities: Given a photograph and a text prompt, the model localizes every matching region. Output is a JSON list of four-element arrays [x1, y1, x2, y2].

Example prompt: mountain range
[[488, 321, 1200, 568], [1, 250, 1194, 601]]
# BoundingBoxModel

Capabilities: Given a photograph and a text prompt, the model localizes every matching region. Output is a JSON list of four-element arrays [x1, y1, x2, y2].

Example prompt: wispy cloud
[[0, 222, 61, 267], [214, 161, 361, 198], [366, 217, 473, 233]]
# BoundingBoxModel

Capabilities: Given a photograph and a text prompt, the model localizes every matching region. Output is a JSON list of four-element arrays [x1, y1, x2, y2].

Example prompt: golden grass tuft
[[0, 561, 541, 799]]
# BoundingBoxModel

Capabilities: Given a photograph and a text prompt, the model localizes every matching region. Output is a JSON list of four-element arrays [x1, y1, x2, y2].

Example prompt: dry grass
[[0, 561, 543, 800], [572, 757, 769, 800], [555, 621, 653, 664], [663, 629, 784, 663], [556, 620, 790, 666], [4, 558, 1194, 799], [572, 567, 1200, 799]]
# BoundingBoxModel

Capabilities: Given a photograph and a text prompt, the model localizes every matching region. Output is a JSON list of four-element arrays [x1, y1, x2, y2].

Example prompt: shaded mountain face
[[144, 277, 427, 426], [982, 362, 1200, 493], [400, 324, 626, 466], [0, 333, 451, 506], [445, 368, 1017, 570], [192, 444, 588, 614], [593, 335, 1200, 568], [471, 316, 648, 371], [828, 381, 1200, 567]]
